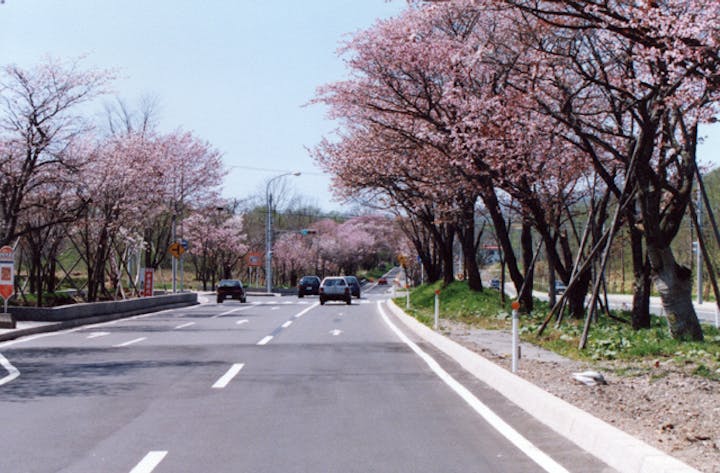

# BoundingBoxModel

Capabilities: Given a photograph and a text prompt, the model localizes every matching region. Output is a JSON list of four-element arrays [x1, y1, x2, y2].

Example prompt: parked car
[[216, 279, 246, 304], [345, 275, 361, 298], [319, 276, 352, 305], [297, 275, 321, 298], [554, 281, 567, 295], [490, 279, 501, 290]]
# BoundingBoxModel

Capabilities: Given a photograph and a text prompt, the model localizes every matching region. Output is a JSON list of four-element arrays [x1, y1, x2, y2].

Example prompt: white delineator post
[[715, 305, 719, 329], [434, 289, 440, 330], [406, 284, 410, 309], [511, 300, 520, 373]]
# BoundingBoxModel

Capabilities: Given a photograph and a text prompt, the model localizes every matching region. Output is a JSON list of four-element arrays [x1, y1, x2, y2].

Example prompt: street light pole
[[265, 171, 301, 294]]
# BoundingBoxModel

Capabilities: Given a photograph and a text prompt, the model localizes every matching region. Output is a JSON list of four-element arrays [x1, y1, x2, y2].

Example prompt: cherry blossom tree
[[274, 232, 311, 287], [0, 58, 112, 247], [184, 208, 248, 289], [493, 0, 720, 339]]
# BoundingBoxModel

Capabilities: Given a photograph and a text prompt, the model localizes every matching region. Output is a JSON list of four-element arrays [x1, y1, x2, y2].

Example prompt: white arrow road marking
[[86, 332, 110, 339], [174, 322, 195, 330], [257, 335, 273, 345], [114, 337, 146, 348], [270, 306, 279, 311], [129, 451, 167, 473], [377, 302, 570, 473], [0, 353, 19, 386], [236, 319, 249, 325], [212, 363, 245, 389], [329, 329, 343, 336]]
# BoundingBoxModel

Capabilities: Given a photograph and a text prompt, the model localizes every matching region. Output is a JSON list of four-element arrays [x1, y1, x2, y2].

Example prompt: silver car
[[319, 276, 352, 305]]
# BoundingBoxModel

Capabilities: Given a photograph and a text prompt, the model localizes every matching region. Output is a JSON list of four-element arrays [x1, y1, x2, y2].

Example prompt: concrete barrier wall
[[9, 293, 198, 322]]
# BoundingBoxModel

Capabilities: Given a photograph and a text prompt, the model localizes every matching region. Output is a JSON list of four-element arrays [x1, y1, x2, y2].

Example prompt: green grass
[[399, 281, 720, 381], [12, 291, 78, 307]]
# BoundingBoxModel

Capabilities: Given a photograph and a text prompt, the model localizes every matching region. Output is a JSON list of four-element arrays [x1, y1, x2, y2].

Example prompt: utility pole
[[697, 185, 703, 304]]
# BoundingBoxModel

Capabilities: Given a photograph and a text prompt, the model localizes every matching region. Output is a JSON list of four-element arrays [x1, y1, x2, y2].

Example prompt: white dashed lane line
[[255, 302, 319, 345], [129, 451, 167, 473], [86, 332, 110, 339], [114, 337, 147, 348], [174, 322, 195, 330], [212, 306, 252, 319], [212, 363, 245, 389]]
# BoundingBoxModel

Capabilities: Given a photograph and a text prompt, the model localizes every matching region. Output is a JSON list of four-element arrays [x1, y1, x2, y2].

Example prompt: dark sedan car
[[345, 275, 361, 298], [297, 275, 321, 298], [216, 279, 247, 304]]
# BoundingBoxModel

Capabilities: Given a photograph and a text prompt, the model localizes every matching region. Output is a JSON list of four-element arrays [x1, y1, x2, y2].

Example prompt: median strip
[[212, 363, 245, 389]]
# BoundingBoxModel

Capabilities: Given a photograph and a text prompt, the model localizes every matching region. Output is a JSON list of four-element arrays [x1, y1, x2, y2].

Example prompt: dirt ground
[[441, 320, 720, 473]]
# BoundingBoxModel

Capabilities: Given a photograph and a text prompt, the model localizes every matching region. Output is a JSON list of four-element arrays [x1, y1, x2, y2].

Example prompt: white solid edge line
[[114, 337, 147, 348], [377, 301, 570, 473], [212, 363, 245, 389], [129, 450, 168, 473], [257, 335, 273, 345], [0, 352, 20, 386]]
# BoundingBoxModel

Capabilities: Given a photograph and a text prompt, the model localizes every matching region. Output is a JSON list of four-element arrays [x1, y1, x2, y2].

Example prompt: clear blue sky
[[1, 1, 719, 212], [0, 0, 406, 211]]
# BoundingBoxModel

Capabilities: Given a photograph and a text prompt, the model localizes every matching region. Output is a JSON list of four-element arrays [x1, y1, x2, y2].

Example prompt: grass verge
[[398, 281, 720, 381]]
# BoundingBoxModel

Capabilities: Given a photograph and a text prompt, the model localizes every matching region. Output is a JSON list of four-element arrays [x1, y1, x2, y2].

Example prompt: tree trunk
[[649, 246, 703, 341], [519, 221, 534, 310], [458, 220, 483, 291], [481, 188, 524, 293], [629, 223, 651, 329]]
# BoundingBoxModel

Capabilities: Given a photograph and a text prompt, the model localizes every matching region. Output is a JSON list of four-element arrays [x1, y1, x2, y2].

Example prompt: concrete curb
[[386, 300, 701, 473]]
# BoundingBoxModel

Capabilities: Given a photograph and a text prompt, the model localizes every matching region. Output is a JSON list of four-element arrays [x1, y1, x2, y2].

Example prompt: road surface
[[0, 283, 613, 472]]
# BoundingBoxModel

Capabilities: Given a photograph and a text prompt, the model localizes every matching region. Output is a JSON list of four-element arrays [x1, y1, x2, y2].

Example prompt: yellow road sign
[[169, 242, 185, 258]]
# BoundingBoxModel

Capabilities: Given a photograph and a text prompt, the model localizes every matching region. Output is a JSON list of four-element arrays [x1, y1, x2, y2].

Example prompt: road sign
[[180, 239, 189, 250], [169, 242, 185, 258], [142, 268, 154, 297], [0, 246, 14, 301], [247, 252, 262, 267]]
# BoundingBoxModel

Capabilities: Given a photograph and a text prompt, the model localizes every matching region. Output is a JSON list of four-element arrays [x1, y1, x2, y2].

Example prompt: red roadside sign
[[142, 268, 154, 297], [0, 246, 15, 300], [247, 252, 262, 267]]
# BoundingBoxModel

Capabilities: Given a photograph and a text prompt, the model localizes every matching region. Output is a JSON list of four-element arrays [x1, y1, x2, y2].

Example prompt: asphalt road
[[0, 283, 613, 473]]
